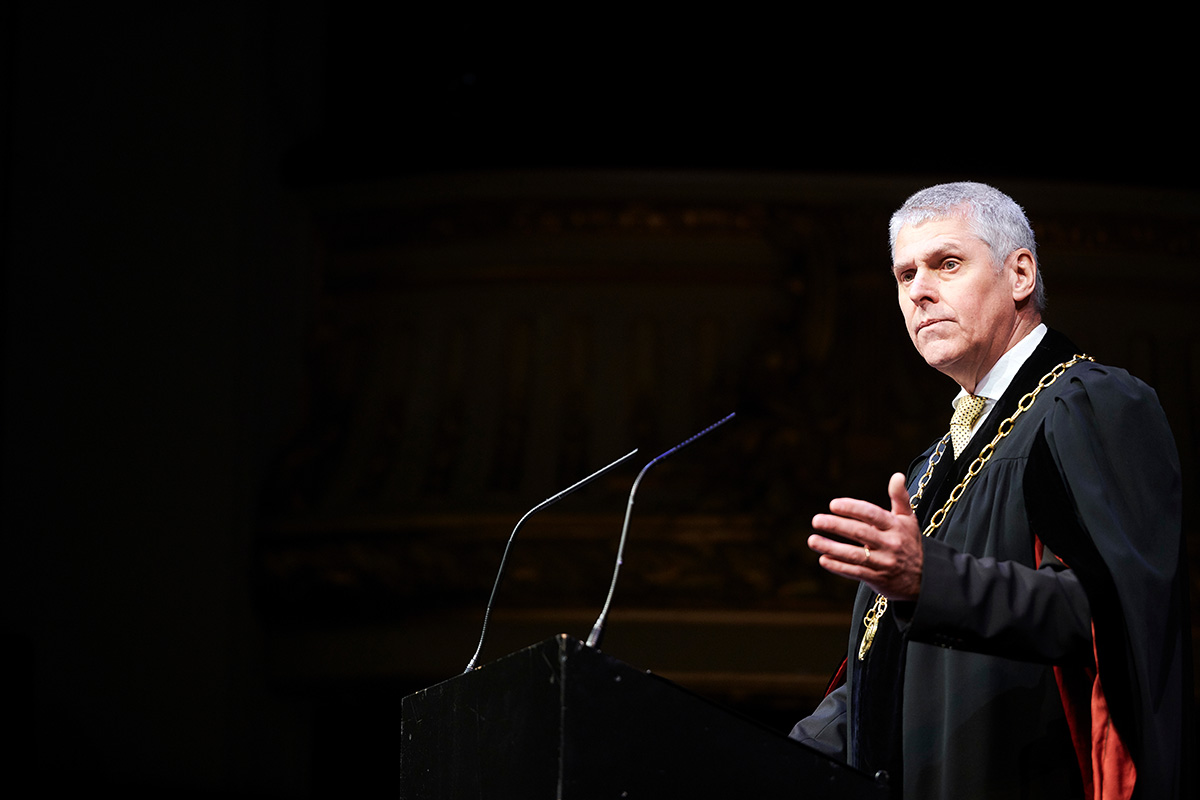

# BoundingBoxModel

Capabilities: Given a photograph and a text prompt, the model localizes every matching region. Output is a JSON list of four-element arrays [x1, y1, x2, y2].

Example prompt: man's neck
[[959, 321, 1047, 402], [955, 314, 1042, 394]]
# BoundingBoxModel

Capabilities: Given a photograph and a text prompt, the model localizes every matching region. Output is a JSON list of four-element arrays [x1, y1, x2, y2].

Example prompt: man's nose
[[908, 268, 937, 303]]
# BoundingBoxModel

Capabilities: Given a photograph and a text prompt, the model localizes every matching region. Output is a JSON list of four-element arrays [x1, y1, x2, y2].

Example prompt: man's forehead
[[893, 216, 986, 262]]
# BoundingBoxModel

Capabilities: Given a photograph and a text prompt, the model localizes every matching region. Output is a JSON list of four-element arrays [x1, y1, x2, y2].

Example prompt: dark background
[[4, 5, 1196, 797]]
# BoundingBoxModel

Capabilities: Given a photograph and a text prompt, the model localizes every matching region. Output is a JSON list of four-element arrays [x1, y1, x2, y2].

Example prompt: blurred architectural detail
[[257, 172, 1200, 725]]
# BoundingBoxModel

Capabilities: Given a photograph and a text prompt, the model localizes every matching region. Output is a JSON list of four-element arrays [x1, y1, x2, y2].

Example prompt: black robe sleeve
[[1029, 363, 1191, 799], [788, 682, 848, 759]]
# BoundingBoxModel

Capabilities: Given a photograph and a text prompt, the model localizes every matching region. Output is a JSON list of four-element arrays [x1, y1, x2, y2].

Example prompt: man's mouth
[[915, 318, 948, 333]]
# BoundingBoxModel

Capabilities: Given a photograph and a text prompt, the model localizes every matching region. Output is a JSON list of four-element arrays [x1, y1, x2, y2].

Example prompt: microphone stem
[[463, 448, 638, 673], [586, 412, 735, 650]]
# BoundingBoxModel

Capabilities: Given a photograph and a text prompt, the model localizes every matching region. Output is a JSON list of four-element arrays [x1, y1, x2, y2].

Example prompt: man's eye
[[942, 259, 961, 270], [898, 271, 914, 284]]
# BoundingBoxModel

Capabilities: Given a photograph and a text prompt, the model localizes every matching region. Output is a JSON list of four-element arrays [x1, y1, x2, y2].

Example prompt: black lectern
[[400, 634, 887, 798]]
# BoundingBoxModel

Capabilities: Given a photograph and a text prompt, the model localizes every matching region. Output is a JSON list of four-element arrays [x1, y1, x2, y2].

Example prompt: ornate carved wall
[[257, 172, 1200, 728]]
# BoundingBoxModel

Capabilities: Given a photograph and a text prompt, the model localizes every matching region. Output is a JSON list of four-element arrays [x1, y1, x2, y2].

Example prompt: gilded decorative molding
[[260, 175, 1200, 695]]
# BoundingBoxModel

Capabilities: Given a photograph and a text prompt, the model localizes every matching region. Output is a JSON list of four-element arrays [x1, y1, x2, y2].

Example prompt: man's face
[[892, 216, 1024, 390]]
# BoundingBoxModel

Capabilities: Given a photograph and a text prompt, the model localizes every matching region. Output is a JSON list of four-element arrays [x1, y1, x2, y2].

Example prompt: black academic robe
[[790, 329, 1191, 799]]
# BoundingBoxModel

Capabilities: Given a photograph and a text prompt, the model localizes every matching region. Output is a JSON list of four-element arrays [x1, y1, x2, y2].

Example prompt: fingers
[[888, 472, 913, 518], [820, 497, 894, 534], [809, 537, 876, 583], [807, 532, 872, 566], [811, 511, 876, 547], [815, 475, 912, 542], [813, 473, 914, 546], [807, 472, 925, 601]]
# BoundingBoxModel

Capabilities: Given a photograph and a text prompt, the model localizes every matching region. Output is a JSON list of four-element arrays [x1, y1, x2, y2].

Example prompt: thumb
[[888, 472, 913, 518]]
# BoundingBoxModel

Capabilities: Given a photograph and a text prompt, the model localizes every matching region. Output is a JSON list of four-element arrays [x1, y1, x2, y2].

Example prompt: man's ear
[[1009, 249, 1037, 303]]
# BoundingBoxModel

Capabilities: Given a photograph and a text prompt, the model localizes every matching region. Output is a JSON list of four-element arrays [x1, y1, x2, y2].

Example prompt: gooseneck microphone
[[585, 412, 736, 650], [463, 448, 639, 672]]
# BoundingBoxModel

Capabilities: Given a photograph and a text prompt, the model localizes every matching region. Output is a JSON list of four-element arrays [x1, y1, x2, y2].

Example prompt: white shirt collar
[[952, 323, 1047, 426]]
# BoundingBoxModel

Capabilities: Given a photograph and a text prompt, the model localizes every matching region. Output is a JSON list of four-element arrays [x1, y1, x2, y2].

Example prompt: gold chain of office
[[857, 353, 1095, 661]]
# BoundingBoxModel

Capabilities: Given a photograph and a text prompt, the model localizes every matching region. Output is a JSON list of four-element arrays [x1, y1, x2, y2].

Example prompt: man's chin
[[917, 345, 965, 376]]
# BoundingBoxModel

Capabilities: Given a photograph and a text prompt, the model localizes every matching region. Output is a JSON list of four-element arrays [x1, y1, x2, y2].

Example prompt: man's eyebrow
[[893, 241, 968, 271]]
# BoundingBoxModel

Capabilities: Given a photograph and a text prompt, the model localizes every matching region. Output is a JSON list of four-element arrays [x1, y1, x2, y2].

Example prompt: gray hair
[[889, 182, 1045, 312]]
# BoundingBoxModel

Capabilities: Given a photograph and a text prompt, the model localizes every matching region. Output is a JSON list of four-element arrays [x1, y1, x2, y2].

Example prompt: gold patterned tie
[[949, 395, 988, 458]]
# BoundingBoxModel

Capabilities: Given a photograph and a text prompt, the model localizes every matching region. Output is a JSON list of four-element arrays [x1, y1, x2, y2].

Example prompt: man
[[790, 182, 1191, 799]]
